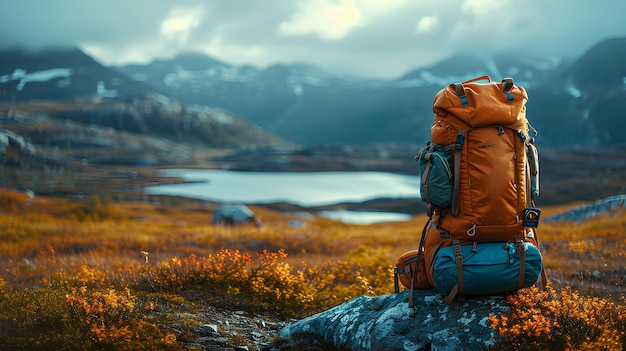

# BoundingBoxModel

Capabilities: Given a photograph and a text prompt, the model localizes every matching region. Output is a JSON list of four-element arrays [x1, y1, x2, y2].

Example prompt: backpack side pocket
[[415, 142, 454, 209]]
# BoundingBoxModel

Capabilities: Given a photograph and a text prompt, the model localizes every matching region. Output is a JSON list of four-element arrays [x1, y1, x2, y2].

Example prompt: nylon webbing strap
[[454, 240, 464, 297], [394, 271, 399, 293], [394, 256, 417, 293], [408, 220, 430, 312], [531, 224, 550, 291], [452, 83, 468, 106], [539, 269, 548, 290], [421, 161, 432, 204], [451, 131, 465, 216], [501, 78, 515, 104], [445, 284, 458, 305], [445, 240, 464, 304]]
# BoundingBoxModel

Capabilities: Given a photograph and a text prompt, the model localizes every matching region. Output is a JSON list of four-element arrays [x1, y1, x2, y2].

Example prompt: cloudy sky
[[1, 0, 625, 78]]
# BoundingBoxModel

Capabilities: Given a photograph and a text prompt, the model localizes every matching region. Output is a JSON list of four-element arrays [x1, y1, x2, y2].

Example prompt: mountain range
[[1, 37, 626, 148]]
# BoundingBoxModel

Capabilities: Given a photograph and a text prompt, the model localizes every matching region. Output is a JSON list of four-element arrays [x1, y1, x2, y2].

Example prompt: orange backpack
[[397, 76, 545, 306]]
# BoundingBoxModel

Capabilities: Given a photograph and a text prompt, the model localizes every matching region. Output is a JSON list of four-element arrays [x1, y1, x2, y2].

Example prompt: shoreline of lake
[[144, 169, 422, 224]]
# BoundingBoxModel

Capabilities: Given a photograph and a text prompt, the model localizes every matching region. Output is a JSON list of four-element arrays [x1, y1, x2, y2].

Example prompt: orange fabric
[[430, 77, 531, 238], [395, 249, 432, 290], [420, 76, 537, 291], [432, 78, 528, 134]]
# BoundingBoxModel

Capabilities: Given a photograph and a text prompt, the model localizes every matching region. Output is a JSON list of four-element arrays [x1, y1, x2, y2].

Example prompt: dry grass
[[0, 188, 624, 350]]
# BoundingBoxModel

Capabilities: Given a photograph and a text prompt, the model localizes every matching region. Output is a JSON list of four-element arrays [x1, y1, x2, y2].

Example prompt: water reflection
[[145, 169, 420, 207]]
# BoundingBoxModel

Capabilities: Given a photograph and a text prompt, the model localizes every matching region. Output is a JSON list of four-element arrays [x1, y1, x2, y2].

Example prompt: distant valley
[[0, 38, 625, 208]]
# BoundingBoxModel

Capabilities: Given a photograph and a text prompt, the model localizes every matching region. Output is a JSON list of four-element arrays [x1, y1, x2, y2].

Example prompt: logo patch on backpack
[[523, 208, 541, 228]]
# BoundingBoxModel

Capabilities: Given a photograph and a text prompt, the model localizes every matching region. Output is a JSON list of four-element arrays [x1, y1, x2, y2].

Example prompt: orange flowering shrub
[[490, 286, 626, 350], [125, 249, 316, 315], [1, 192, 622, 350], [248, 249, 316, 314], [118, 248, 390, 315], [150, 250, 252, 291], [305, 260, 372, 308], [66, 286, 146, 344], [304, 260, 393, 311]]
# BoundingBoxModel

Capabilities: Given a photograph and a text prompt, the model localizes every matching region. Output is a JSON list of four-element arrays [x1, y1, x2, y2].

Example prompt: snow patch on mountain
[[0, 68, 72, 91], [97, 81, 117, 98], [185, 104, 233, 124], [567, 83, 582, 98]]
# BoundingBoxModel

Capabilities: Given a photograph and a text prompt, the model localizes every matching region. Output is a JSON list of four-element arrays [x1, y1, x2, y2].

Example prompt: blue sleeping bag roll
[[433, 241, 543, 296]]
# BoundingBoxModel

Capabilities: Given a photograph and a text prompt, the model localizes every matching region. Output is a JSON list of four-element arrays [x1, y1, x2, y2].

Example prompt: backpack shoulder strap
[[451, 131, 465, 216]]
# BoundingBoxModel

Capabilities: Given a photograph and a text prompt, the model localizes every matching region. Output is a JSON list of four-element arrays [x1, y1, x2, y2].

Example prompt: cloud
[[279, 0, 363, 40], [277, 0, 407, 40], [0, 0, 624, 78], [199, 34, 268, 63], [416, 16, 440, 33], [461, 0, 508, 15], [160, 5, 204, 43]]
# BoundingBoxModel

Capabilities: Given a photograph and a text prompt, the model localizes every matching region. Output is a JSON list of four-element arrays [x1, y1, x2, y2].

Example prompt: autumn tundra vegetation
[[0, 188, 624, 350]]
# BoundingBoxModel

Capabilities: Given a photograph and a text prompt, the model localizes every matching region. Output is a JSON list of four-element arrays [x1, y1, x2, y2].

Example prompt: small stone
[[263, 321, 281, 330], [195, 323, 218, 336]]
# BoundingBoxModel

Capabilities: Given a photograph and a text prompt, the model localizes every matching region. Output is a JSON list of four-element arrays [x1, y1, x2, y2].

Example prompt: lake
[[144, 169, 421, 224]]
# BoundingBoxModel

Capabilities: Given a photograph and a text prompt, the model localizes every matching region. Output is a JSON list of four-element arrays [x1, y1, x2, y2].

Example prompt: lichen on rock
[[278, 290, 511, 351]]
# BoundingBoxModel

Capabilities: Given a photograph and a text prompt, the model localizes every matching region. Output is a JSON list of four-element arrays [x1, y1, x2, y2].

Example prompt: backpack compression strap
[[408, 220, 430, 313], [394, 254, 418, 294], [452, 77, 515, 106], [452, 84, 469, 106], [444, 239, 465, 304], [451, 131, 465, 216], [501, 78, 515, 104]]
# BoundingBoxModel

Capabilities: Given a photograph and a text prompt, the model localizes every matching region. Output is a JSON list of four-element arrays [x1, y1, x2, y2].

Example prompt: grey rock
[[212, 204, 262, 227], [545, 194, 626, 222], [278, 290, 510, 351], [195, 323, 219, 336], [0, 129, 36, 156]]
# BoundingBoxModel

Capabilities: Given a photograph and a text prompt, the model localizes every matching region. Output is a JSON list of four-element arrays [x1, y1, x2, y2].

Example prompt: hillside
[[113, 37, 626, 146], [1, 121, 624, 210], [2, 38, 626, 147], [0, 189, 624, 350]]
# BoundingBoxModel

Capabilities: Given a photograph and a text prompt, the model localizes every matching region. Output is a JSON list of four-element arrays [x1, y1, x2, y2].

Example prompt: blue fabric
[[459, 95, 469, 106], [433, 242, 543, 296], [416, 143, 453, 208], [505, 92, 514, 104]]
